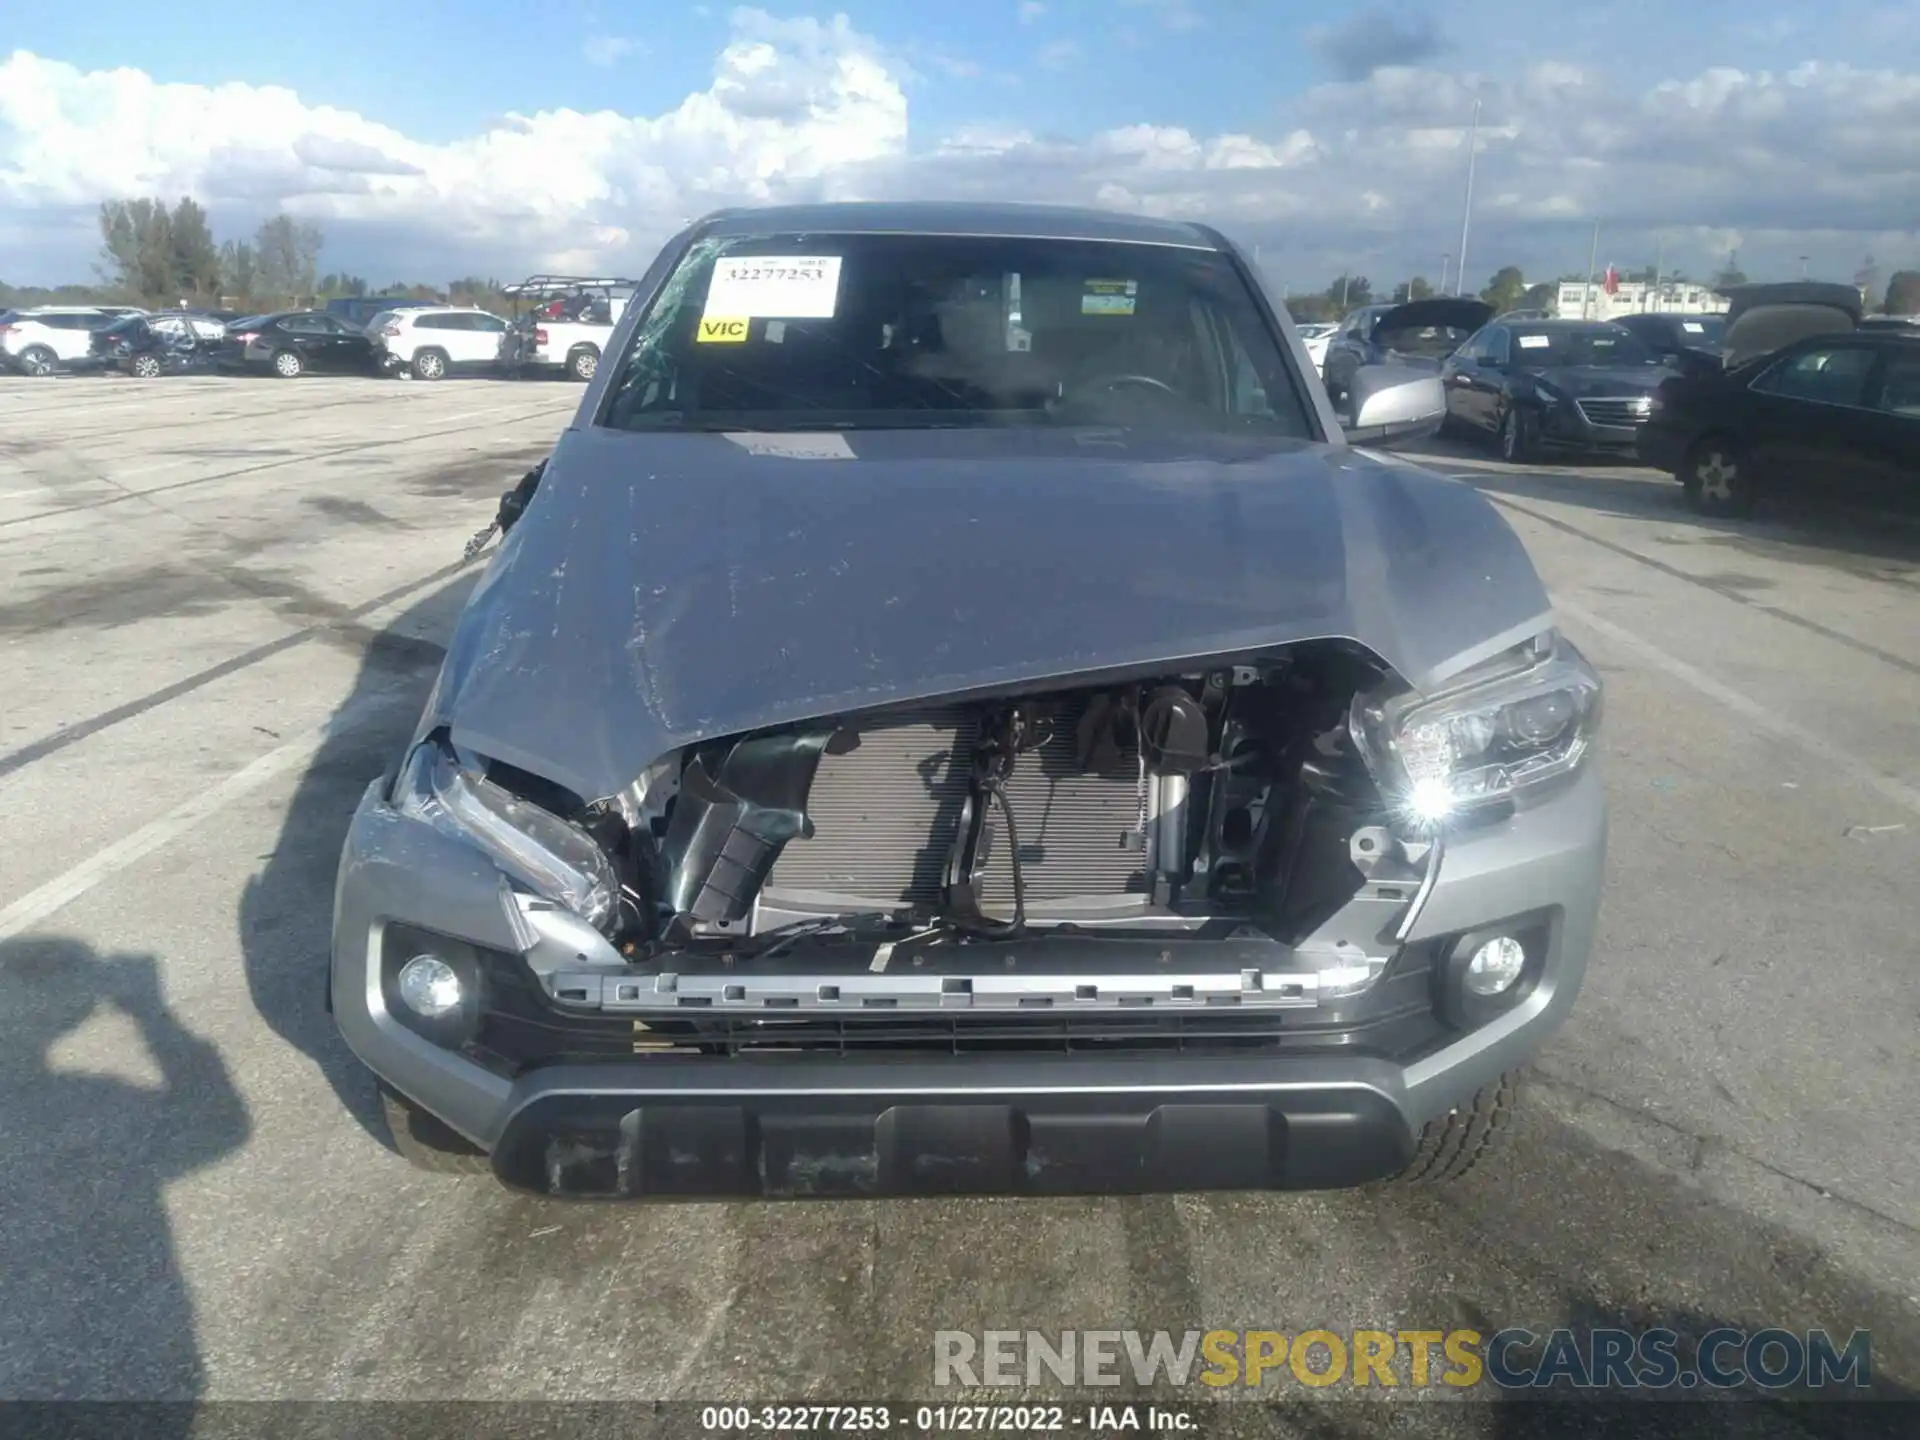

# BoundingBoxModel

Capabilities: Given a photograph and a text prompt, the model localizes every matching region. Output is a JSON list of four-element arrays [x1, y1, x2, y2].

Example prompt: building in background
[[1554, 278, 1730, 321]]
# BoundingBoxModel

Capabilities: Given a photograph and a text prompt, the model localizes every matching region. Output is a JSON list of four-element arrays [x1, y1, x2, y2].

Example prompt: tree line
[[89, 197, 326, 310], [1289, 262, 1920, 324], [0, 195, 524, 315], [4, 192, 1919, 321]]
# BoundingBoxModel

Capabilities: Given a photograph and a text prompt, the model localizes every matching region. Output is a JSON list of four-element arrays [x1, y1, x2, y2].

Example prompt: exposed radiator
[[765, 703, 1149, 908]]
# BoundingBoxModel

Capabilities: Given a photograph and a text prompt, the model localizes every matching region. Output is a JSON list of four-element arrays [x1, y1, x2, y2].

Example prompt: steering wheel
[[1074, 373, 1180, 399]]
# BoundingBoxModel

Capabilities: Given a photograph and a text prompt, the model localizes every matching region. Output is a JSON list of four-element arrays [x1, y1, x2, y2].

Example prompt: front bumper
[[1635, 419, 1689, 474], [332, 766, 1606, 1199]]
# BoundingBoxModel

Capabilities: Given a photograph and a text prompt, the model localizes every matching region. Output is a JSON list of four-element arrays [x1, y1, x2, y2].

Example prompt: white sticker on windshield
[[722, 432, 855, 460], [1682, 321, 1704, 333], [704, 257, 842, 319], [1518, 334, 1551, 349]]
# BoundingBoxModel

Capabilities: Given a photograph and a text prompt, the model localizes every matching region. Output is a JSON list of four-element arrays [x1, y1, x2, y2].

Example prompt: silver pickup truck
[[499, 275, 639, 381]]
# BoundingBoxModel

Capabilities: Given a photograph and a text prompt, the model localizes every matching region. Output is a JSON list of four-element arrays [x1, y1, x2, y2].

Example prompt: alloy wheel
[[1694, 449, 1738, 504]]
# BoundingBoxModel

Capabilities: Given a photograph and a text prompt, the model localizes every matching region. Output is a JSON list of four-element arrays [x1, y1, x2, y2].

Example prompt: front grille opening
[[474, 956, 1441, 1065]]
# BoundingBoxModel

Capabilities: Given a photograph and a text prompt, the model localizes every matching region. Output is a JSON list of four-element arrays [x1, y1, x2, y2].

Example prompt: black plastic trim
[[490, 1078, 1414, 1199]]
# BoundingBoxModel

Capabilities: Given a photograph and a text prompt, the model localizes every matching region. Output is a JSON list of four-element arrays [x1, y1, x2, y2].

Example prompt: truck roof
[[689, 201, 1224, 250]]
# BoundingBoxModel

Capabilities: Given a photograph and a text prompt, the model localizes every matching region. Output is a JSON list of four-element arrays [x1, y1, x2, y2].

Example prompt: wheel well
[[415, 345, 450, 361], [568, 341, 599, 357]]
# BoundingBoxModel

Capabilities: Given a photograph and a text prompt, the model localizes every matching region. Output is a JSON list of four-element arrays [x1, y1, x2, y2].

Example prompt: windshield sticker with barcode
[[1082, 279, 1138, 316], [704, 256, 842, 319], [1682, 321, 1704, 333], [1518, 334, 1552, 349]]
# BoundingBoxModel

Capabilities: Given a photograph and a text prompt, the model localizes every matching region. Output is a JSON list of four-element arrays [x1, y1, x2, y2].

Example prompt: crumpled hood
[[1528, 364, 1671, 396], [429, 426, 1552, 801]]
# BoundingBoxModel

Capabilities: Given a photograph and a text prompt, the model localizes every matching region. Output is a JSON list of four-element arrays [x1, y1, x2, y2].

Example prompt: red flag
[[1603, 265, 1620, 296]]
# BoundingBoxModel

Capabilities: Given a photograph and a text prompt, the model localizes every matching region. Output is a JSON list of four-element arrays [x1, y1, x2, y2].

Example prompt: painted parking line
[[1555, 596, 1920, 819], [0, 681, 418, 945]]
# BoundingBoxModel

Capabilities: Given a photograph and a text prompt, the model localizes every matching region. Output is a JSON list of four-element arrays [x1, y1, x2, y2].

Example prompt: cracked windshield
[[0, 2, 1914, 1436]]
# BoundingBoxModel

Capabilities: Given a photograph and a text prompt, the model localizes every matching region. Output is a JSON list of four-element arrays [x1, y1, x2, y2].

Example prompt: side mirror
[[1340, 366, 1447, 448]]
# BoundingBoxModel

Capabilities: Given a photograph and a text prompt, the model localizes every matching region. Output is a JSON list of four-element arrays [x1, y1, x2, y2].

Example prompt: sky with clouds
[[3, 1, 1919, 293]]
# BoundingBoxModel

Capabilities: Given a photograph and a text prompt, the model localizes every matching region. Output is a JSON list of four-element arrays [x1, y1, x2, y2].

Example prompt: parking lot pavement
[[0, 380, 1915, 1424]]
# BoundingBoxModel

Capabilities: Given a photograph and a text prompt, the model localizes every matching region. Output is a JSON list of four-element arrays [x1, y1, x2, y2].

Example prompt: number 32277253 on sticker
[[704, 255, 843, 320]]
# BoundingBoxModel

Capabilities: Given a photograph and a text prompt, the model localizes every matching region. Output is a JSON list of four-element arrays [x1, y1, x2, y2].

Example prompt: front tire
[[566, 346, 598, 382], [411, 348, 448, 382], [271, 349, 304, 379], [18, 345, 56, 377], [380, 1088, 490, 1175], [1390, 1072, 1522, 1185], [1498, 404, 1536, 463], [1322, 363, 1346, 407], [1682, 435, 1757, 518]]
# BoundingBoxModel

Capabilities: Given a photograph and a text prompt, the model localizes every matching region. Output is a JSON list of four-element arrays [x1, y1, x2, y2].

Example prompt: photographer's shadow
[[0, 936, 250, 1401], [237, 573, 481, 1148]]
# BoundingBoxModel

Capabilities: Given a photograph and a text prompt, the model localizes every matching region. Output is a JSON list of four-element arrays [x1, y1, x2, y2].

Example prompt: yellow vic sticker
[[697, 317, 750, 343]]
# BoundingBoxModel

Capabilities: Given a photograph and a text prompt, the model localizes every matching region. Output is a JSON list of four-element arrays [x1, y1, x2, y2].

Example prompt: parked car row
[[1318, 284, 1918, 520], [0, 276, 641, 384]]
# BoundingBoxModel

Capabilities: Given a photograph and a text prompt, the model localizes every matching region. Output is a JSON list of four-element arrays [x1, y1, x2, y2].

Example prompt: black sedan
[[212, 311, 378, 377], [1609, 312, 1726, 375], [86, 313, 223, 377], [1440, 319, 1672, 462], [1320, 297, 1493, 408], [1637, 328, 1920, 517]]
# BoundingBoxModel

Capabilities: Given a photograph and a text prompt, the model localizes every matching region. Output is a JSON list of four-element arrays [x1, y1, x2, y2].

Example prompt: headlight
[[395, 740, 619, 930], [1350, 632, 1602, 827]]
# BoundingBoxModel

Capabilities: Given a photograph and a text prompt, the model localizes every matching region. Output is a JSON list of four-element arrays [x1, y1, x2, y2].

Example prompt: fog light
[[1463, 936, 1526, 996], [397, 954, 464, 1018]]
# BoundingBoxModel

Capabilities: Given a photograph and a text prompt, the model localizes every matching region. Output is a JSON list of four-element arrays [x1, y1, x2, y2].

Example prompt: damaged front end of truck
[[372, 613, 1597, 1066], [334, 418, 1603, 1198]]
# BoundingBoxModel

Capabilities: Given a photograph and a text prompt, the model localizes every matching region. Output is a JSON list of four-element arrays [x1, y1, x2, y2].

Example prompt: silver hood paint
[[428, 426, 1552, 802]]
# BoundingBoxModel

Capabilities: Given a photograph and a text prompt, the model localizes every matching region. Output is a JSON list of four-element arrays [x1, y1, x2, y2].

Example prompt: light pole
[[1799, 255, 1810, 279], [1582, 220, 1601, 320], [1439, 252, 1451, 295], [1455, 93, 1482, 297]]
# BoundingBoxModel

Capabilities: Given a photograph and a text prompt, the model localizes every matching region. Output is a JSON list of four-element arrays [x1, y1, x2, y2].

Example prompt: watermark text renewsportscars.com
[[933, 1328, 1873, 1391]]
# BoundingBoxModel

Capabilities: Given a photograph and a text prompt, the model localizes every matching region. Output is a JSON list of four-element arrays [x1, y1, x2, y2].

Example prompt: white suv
[[369, 307, 510, 380], [1, 307, 114, 376]]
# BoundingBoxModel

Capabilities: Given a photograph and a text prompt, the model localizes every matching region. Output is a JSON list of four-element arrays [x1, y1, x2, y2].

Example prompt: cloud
[[582, 35, 639, 68], [905, 45, 983, 81], [2, 21, 1918, 288], [1017, 1, 1045, 21], [1037, 40, 1081, 71], [1310, 7, 1445, 80], [1122, 0, 1205, 33], [291, 133, 423, 177]]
